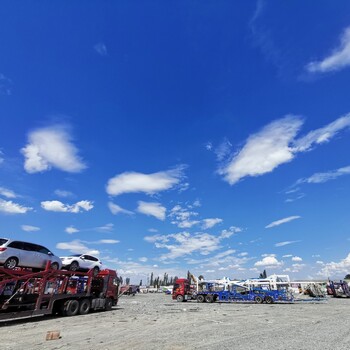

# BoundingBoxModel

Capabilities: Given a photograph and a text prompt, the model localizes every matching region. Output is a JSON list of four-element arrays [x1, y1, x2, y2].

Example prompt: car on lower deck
[[0, 238, 62, 270], [60, 254, 102, 274]]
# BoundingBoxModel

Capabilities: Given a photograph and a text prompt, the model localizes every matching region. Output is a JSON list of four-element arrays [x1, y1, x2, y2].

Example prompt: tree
[[150, 272, 154, 287], [126, 277, 130, 285], [344, 274, 350, 280], [139, 279, 143, 286], [259, 270, 267, 279]]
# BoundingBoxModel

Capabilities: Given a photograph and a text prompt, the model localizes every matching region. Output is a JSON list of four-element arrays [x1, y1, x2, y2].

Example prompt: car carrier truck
[[0, 262, 119, 321]]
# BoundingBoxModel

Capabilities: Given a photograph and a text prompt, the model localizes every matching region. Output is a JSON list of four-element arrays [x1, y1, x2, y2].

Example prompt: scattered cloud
[[0, 187, 17, 199], [106, 166, 185, 196], [137, 201, 166, 221], [21, 125, 86, 173], [306, 26, 350, 73], [220, 226, 242, 239], [95, 223, 114, 232], [56, 239, 99, 255], [169, 204, 200, 228], [65, 226, 79, 234], [219, 114, 350, 185], [266, 215, 301, 229], [139, 257, 148, 262], [318, 253, 350, 277], [282, 254, 293, 258], [94, 42, 107, 56], [0, 150, 4, 164], [54, 189, 74, 198], [202, 218, 223, 229], [0, 73, 13, 95], [285, 193, 305, 203], [255, 255, 283, 268], [215, 138, 232, 161], [41, 200, 93, 213], [205, 142, 213, 151], [148, 228, 158, 233], [21, 225, 40, 232], [97, 239, 119, 244], [296, 165, 350, 185], [275, 240, 300, 247], [108, 202, 134, 215], [292, 256, 303, 262], [0, 199, 32, 214]]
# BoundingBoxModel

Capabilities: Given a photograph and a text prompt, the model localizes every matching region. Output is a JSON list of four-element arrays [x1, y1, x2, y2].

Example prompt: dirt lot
[[0, 293, 349, 350]]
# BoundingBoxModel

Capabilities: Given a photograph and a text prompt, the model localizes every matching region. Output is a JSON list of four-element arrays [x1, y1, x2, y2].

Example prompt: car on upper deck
[[60, 254, 102, 275]]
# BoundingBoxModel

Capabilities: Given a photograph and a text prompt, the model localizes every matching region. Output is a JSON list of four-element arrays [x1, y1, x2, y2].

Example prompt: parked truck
[[172, 278, 293, 304], [0, 262, 119, 321]]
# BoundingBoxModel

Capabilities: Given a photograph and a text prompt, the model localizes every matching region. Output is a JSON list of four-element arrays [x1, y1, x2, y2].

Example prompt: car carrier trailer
[[0, 262, 119, 321]]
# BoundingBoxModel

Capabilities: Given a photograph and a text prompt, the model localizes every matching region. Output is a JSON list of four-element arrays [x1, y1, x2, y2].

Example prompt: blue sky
[[1, 1, 350, 282]]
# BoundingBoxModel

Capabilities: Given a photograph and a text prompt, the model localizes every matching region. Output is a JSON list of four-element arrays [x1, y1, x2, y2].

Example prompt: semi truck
[[172, 278, 293, 304], [0, 262, 119, 321]]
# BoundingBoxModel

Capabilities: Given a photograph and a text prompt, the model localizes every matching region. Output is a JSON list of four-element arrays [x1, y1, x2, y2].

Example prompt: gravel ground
[[0, 293, 349, 350]]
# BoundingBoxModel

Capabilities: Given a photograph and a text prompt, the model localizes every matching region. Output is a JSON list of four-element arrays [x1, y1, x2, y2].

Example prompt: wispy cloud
[[106, 166, 185, 196], [95, 223, 114, 232], [292, 256, 302, 262], [296, 165, 350, 185], [94, 42, 107, 56], [306, 26, 350, 73], [21, 125, 86, 173], [0, 150, 4, 164], [54, 189, 74, 198], [56, 239, 99, 255], [137, 201, 166, 221], [41, 200, 93, 213], [265, 215, 301, 229], [108, 202, 134, 215], [169, 204, 200, 228], [0, 199, 32, 214], [21, 225, 40, 232], [275, 240, 300, 247], [0, 73, 13, 95], [0, 187, 17, 199], [65, 226, 79, 234], [219, 114, 350, 185], [202, 218, 223, 229]]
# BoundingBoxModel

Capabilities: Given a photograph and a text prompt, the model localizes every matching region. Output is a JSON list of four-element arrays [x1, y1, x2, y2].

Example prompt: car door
[[21, 242, 39, 268], [33, 244, 52, 268], [80, 255, 95, 270]]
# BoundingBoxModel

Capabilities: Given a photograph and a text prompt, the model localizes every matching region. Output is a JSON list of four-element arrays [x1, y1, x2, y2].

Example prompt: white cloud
[[0, 187, 17, 199], [0, 73, 13, 95], [41, 200, 93, 213], [0, 199, 32, 214], [306, 26, 350, 73], [148, 228, 158, 233], [21, 225, 40, 232], [297, 165, 350, 185], [54, 189, 74, 198], [108, 202, 134, 215], [139, 257, 148, 262], [265, 215, 301, 228], [56, 239, 99, 255], [21, 125, 86, 173], [282, 254, 293, 258], [94, 42, 107, 56], [275, 240, 300, 247], [65, 226, 79, 234], [205, 142, 213, 151], [215, 138, 232, 161], [292, 256, 303, 262], [137, 201, 166, 221], [220, 226, 242, 239], [106, 166, 185, 196], [219, 114, 350, 185], [95, 223, 114, 232], [98, 239, 119, 244], [0, 150, 4, 164], [169, 204, 200, 228], [255, 255, 283, 268], [202, 218, 223, 229], [318, 253, 350, 277]]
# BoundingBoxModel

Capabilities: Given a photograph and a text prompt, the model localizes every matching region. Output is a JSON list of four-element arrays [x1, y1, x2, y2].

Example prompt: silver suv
[[0, 238, 62, 270]]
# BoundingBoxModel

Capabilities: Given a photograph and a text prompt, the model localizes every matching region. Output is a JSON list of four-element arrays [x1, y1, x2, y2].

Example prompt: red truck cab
[[172, 278, 191, 302]]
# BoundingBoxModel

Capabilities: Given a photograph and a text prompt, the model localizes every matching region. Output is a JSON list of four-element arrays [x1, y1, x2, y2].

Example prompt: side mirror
[[48, 252, 53, 256]]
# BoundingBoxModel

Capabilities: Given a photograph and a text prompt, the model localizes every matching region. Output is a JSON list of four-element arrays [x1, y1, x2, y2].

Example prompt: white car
[[60, 254, 102, 274]]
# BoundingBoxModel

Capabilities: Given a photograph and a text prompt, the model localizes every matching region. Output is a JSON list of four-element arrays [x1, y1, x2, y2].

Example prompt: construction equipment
[[0, 262, 119, 321], [327, 280, 350, 297]]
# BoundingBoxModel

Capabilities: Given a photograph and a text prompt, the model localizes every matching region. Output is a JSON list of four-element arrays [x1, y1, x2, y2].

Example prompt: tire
[[105, 298, 113, 311], [176, 295, 184, 302], [197, 294, 205, 303], [265, 296, 274, 304], [4, 257, 18, 269], [69, 261, 79, 271], [255, 296, 263, 304], [205, 294, 214, 303], [93, 266, 100, 276], [79, 299, 91, 315], [64, 299, 79, 316], [51, 262, 59, 270]]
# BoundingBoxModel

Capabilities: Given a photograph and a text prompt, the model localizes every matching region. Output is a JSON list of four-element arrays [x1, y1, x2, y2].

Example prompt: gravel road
[[0, 293, 348, 350]]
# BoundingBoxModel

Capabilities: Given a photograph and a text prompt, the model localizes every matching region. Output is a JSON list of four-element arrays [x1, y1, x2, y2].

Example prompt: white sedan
[[60, 254, 102, 274]]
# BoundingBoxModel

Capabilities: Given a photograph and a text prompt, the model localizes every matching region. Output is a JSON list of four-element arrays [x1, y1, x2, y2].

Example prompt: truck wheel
[[4, 257, 18, 269], [50, 262, 59, 270], [79, 299, 91, 315], [69, 261, 79, 271], [254, 296, 263, 304], [205, 294, 213, 303], [64, 300, 79, 316], [197, 295, 205, 303], [105, 298, 113, 311], [176, 295, 184, 302], [265, 296, 274, 304]]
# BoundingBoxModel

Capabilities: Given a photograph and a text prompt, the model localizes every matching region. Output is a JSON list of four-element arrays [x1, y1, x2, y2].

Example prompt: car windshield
[[0, 238, 8, 246], [69, 254, 82, 257]]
